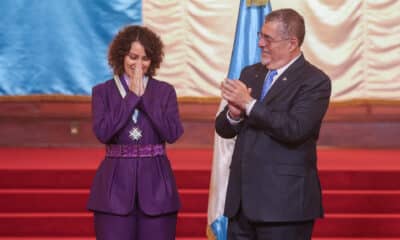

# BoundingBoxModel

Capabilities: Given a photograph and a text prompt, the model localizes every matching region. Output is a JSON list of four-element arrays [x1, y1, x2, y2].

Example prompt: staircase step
[[0, 169, 210, 189], [1, 148, 400, 190], [0, 236, 400, 240], [0, 238, 207, 240], [1, 213, 400, 237], [323, 190, 400, 213], [0, 238, 399, 240], [320, 170, 400, 190], [314, 214, 400, 237], [2, 168, 400, 190], [180, 189, 209, 212], [0, 189, 209, 213], [0, 189, 89, 213], [2, 189, 400, 214], [0, 213, 206, 237], [1, 148, 400, 238], [313, 239, 400, 240]]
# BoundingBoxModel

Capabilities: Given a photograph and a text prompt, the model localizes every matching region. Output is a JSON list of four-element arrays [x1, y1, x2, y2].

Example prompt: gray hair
[[265, 8, 305, 46]]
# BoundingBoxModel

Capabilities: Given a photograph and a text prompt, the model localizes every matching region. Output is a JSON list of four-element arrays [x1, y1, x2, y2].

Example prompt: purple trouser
[[94, 209, 177, 240]]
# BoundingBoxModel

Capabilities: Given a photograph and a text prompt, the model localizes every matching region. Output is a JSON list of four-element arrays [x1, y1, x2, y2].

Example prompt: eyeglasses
[[257, 32, 289, 45]]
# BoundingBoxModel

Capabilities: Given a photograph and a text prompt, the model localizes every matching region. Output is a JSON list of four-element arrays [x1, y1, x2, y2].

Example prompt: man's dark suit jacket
[[215, 55, 331, 222]]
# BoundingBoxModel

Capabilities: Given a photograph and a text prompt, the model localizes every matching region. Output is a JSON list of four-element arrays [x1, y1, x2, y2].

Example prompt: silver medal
[[129, 127, 142, 141]]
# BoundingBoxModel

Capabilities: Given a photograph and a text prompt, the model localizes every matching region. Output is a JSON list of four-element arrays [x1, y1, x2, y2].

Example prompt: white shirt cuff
[[226, 110, 243, 125], [245, 99, 257, 116]]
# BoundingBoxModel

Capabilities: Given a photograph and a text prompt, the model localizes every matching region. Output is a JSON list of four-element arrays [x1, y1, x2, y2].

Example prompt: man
[[216, 8, 331, 239]]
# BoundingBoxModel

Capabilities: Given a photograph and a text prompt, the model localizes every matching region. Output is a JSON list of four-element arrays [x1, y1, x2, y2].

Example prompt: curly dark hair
[[108, 25, 164, 77]]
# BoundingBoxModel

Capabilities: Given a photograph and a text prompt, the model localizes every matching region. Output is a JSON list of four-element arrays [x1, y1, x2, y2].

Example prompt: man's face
[[258, 21, 292, 69]]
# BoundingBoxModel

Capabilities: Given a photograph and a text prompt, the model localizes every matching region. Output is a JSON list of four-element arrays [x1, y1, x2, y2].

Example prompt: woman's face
[[124, 41, 151, 77]]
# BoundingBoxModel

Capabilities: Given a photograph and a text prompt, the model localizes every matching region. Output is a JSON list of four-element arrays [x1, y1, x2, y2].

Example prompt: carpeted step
[[0, 189, 209, 213], [0, 237, 400, 240], [1, 148, 400, 190], [2, 168, 400, 190], [320, 170, 400, 190], [0, 238, 400, 240], [0, 238, 399, 240], [323, 190, 400, 213], [0, 238, 98, 240], [0, 213, 206, 237], [1, 213, 400, 238], [314, 214, 400, 237], [0, 238, 207, 240], [0, 147, 212, 190], [0, 169, 210, 189], [313, 239, 400, 240], [2, 189, 400, 214], [1, 148, 400, 239]]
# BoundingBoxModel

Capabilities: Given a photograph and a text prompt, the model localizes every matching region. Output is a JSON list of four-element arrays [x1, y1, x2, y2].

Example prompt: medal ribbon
[[132, 109, 139, 124]]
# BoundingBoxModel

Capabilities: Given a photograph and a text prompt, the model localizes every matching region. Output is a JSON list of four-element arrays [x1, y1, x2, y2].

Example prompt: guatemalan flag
[[207, 1, 272, 239], [0, 0, 141, 95]]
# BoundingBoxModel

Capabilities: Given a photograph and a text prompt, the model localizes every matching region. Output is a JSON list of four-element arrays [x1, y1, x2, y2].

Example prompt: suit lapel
[[246, 64, 268, 100], [263, 55, 306, 103]]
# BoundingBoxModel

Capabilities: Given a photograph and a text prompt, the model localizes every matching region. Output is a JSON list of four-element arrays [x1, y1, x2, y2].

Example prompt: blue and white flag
[[207, 1, 272, 239], [0, 0, 141, 95], [228, 0, 272, 80]]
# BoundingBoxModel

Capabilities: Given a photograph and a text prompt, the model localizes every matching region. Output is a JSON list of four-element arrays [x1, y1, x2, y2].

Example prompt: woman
[[87, 25, 184, 240]]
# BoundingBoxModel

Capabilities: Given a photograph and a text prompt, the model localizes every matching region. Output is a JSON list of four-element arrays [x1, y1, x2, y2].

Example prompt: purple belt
[[105, 144, 165, 158]]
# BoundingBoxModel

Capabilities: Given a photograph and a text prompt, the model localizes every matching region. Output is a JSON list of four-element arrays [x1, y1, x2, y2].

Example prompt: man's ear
[[288, 37, 299, 52]]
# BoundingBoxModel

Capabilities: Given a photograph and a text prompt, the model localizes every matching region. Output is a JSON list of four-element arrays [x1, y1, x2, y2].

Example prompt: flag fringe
[[206, 225, 217, 240], [246, 0, 268, 7]]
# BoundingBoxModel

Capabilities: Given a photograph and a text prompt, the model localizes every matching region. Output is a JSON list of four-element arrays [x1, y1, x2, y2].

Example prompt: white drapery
[[143, 0, 400, 101]]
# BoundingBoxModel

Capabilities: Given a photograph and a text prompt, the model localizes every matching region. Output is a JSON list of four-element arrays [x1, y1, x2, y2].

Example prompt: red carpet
[[0, 147, 399, 239]]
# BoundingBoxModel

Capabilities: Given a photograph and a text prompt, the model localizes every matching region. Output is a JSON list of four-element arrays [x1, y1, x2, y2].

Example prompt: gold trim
[[206, 225, 216, 240], [246, 0, 268, 7]]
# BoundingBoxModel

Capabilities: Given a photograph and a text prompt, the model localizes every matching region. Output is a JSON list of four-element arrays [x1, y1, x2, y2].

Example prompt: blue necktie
[[260, 70, 277, 100]]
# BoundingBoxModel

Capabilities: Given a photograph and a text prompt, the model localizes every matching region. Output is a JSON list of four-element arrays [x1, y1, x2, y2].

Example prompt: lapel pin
[[282, 76, 288, 81]]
